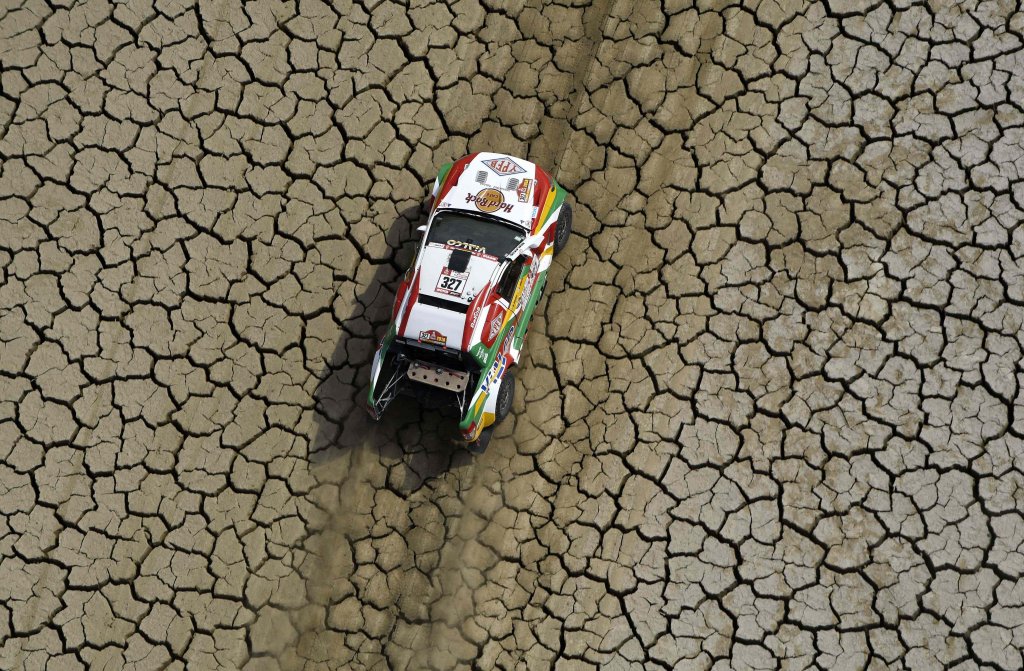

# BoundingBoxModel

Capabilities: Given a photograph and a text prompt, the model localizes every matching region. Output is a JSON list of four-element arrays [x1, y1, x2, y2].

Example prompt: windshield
[[426, 211, 524, 259]]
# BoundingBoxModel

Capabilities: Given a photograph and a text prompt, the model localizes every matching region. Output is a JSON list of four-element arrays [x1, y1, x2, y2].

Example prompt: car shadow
[[308, 203, 473, 493]]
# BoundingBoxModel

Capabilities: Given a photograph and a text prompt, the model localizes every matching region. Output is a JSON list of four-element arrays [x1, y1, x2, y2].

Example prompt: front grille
[[418, 295, 469, 313]]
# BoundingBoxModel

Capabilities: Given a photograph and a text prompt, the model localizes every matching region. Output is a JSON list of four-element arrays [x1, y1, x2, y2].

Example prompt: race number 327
[[436, 268, 468, 296]]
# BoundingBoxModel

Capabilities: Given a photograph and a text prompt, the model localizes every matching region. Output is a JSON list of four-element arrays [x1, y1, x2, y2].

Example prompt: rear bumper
[[366, 339, 479, 426]]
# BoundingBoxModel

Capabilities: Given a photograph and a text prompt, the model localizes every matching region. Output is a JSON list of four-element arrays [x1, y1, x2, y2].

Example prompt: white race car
[[365, 153, 572, 450]]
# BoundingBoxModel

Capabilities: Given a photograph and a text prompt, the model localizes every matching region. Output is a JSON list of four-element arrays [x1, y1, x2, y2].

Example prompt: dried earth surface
[[3, 0, 1024, 669]]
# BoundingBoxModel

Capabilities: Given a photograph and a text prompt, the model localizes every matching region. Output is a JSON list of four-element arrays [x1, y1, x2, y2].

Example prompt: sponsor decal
[[436, 267, 468, 296], [522, 272, 535, 305], [466, 188, 513, 214], [482, 157, 525, 176], [516, 179, 533, 203], [446, 239, 487, 255], [446, 238, 485, 255], [481, 354, 507, 394], [508, 258, 538, 317], [511, 271, 530, 315], [469, 303, 483, 329], [488, 313, 503, 341], [419, 329, 447, 346], [438, 240, 497, 260]]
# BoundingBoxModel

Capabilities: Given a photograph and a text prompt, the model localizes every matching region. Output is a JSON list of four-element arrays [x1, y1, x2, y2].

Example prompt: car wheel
[[494, 370, 515, 423], [553, 202, 572, 254]]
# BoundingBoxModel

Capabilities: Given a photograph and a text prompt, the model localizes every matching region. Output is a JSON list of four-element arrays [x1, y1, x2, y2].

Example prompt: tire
[[494, 371, 515, 423], [553, 202, 572, 254]]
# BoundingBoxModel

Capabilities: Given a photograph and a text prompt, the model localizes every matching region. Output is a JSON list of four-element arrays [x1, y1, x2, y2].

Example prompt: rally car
[[365, 153, 572, 450]]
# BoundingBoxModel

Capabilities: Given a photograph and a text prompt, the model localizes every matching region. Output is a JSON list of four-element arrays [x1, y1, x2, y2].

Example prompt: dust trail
[[283, 3, 622, 669]]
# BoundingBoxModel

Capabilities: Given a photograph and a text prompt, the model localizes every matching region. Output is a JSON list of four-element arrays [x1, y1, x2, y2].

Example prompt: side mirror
[[523, 233, 545, 250], [416, 224, 427, 234]]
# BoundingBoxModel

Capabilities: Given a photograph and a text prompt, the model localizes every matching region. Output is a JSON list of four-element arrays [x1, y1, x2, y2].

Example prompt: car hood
[[434, 153, 542, 232]]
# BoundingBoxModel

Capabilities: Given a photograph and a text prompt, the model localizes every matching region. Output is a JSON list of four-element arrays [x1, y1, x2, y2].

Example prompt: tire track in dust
[[285, 3, 621, 669], [372, 0, 733, 667], [394, 2, 626, 666]]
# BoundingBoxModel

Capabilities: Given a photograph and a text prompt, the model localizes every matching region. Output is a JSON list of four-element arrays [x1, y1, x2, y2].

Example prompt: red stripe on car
[[392, 276, 408, 324], [397, 268, 420, 337]]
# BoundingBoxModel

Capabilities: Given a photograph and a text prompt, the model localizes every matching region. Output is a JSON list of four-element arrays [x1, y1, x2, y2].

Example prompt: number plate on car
[[435, 268, 468, 296]]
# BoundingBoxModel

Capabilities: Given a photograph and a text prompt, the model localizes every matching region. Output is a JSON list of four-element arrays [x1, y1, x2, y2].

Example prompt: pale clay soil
[[3, 0, 1024, 669]]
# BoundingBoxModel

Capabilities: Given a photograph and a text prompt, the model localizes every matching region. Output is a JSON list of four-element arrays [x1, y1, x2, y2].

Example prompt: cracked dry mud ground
[[4, 0, 1024, 669]]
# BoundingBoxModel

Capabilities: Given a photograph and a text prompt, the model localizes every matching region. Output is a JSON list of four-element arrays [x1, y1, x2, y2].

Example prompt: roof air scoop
[[447, 249, 471, 272], [476, 170, 488, 185]]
